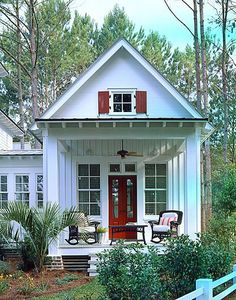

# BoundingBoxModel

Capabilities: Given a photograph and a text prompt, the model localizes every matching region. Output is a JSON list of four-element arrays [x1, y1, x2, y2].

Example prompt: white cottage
[[0, 109, 43, 209], [30, 39, 213, 259], [0, 62, 43, 209]]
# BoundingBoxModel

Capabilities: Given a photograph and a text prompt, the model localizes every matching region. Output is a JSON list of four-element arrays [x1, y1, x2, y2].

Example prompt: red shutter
[[98, 91, 109, 114], [136, 91, 147, 113]]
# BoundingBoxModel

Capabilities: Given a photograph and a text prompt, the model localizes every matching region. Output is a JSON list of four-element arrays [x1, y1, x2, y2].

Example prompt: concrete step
[[62, 255, 89, 272], [88, 253, 99, 277]]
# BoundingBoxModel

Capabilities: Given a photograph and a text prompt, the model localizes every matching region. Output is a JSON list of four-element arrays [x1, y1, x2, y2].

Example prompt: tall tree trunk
[[28, 0, 40, 148], [193, 0, 202, 111], [199, 0, 212, 230], [221, 0, 229, 163], [29, 0, 38, 120], [16, 0, 25, 149]]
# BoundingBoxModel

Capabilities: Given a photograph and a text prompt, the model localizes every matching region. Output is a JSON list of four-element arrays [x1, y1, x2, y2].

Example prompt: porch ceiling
[[59, 139, 185, 161]]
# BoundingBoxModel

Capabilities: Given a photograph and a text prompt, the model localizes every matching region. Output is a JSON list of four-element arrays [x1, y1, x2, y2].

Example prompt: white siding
[[0, 157, 43, 206], [0, 127, 13, 150], [53, 49, 192, 119]]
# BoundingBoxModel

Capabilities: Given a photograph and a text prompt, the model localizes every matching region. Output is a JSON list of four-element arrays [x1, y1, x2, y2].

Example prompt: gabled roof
[[0, 63, 8, 77], [0, 64, 23, 137], [0, 149, 42, 156], [0, 109, 24, 137], [32, 38, 204, 128]]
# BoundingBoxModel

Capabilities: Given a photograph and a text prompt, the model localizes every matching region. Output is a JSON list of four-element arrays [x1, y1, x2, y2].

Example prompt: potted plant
[[97, 226, 107, 244]]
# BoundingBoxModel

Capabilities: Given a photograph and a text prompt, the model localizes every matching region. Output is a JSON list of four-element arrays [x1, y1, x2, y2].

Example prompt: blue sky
[[71, 0, 218, 50]]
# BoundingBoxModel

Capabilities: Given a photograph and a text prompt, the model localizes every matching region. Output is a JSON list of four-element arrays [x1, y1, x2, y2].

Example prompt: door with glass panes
[[109, 176, 137, 239]]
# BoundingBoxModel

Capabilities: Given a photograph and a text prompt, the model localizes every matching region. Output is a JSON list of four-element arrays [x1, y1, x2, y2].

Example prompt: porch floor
[[58, 240, 166, 256]]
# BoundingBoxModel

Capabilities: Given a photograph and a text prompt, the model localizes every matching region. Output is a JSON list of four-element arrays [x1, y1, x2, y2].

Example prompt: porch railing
[[176, 264, 236, 300]]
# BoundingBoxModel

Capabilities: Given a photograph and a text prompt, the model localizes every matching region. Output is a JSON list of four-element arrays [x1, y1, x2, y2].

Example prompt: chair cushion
[[160, 213, 178, 226], [75, 212, 89, 227], [78, 226, 95, 233], [153, 225, 170, 232]]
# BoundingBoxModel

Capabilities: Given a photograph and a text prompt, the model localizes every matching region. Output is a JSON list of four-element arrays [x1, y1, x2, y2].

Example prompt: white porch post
[[43, 134, 60, 256], [42, 129, 48, 203], [185, 129, 201, 237], [46, 136, 59, 204]]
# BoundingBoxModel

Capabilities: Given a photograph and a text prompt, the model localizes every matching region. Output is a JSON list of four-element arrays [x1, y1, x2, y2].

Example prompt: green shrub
[[97, 241, 163, 300], [212, 165, 236, 215], [159, 235, 232, 299], [55, 273, 81, 286], [0, 260, 11, 275], [159, 235, 208, 298], [202, 242, 231, 280], [12, 270, 25, 279], [17, 279, 35, 295], [0, 280, 9, 294], [200, 214, 236, 253]]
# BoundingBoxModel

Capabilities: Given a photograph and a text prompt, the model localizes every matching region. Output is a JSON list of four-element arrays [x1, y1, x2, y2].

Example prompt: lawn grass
[[29, 277, 108, 300]]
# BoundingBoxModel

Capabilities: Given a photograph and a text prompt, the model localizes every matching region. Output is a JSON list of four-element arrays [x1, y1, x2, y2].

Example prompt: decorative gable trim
[[98, 91, 109, 114], [136, 91, 147, 113]]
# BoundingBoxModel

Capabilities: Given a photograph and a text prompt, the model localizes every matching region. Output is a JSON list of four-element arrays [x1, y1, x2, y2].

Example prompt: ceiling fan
[[117, 140, 143, 158]]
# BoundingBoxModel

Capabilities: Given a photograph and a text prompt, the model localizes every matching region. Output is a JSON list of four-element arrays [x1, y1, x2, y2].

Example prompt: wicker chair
[[148, 210, 183, 243], [65, 212, 100, 245]]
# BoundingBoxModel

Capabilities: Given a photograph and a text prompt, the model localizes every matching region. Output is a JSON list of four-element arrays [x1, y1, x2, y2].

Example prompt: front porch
[[39, 119, 204, 257]]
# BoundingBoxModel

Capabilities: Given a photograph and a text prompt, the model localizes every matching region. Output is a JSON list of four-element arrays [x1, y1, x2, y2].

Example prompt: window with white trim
[[145, 164, 167, 215], [77, 164, 100, 216], [36, 175, 43, 208], [109, 89, 136, 114], [15, 175, 29, 206], [0, 175, 8, 209]]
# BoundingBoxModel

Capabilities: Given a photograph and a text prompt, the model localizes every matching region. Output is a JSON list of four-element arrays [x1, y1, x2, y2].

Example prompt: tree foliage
[[95, 4, 145, 55], [0, 2, 235, 163]]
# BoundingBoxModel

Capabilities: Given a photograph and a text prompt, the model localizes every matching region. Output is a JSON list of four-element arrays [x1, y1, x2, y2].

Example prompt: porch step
[[1, 247, 21, 259], [62, 255, 89, 271], [45, 256, 63, 270], [88, 253, 99, 277]]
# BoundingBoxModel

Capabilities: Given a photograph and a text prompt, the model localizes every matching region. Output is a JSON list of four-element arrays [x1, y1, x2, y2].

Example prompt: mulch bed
[[0, 269, 92, 300]]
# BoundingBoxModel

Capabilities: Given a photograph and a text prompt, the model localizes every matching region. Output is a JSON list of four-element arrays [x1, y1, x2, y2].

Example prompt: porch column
[[42, 131, 60, 256], [185, 130, 201, 238], [46, 135, 59, 204], [42, 129, 48, 203]]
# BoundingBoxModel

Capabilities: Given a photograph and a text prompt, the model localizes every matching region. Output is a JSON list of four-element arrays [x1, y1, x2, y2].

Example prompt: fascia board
[[0, 111, 24, 137], [0, 64, 8, 77]]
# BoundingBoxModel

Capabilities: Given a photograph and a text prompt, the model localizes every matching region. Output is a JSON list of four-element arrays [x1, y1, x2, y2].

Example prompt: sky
[[70, 0, 218, 50]]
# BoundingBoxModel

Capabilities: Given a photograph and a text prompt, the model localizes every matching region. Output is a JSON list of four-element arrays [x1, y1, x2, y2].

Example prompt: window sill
[[108, 113, 137, 116]]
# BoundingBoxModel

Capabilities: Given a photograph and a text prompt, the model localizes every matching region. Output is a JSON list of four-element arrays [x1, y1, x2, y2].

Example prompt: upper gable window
[[98, 90, 147, 115], [110, 89, 135, 114]]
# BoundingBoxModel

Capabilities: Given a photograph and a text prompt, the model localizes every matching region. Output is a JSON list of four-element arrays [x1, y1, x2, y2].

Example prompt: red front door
[[109, 176, 137, 239]]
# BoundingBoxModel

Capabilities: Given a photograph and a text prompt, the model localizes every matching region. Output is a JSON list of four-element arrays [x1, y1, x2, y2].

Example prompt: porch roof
[[33, 117, 213, 145], [34, 117, 209, 129]]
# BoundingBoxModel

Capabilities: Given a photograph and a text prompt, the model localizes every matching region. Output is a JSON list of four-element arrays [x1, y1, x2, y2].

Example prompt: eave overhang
[[31, 117, 213, 145], [34, 117, 208, 126], [0, 150, 43, 158], [0, 109, 24, 137], [0, 64, 8, 77]]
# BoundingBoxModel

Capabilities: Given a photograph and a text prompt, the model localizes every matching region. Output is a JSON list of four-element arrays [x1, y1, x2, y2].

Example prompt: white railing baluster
[[233, 265, 236, 285], [176, 265, 236, 300], [196, 279, 213, 300]]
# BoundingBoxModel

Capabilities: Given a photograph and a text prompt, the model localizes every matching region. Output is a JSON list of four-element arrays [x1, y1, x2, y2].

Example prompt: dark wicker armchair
[[148, 210, 183, 243], [65, 212, 100, 245]]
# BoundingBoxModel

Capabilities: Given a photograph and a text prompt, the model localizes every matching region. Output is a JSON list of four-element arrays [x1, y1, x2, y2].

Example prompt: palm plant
[[0, 201, 78, 272]]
